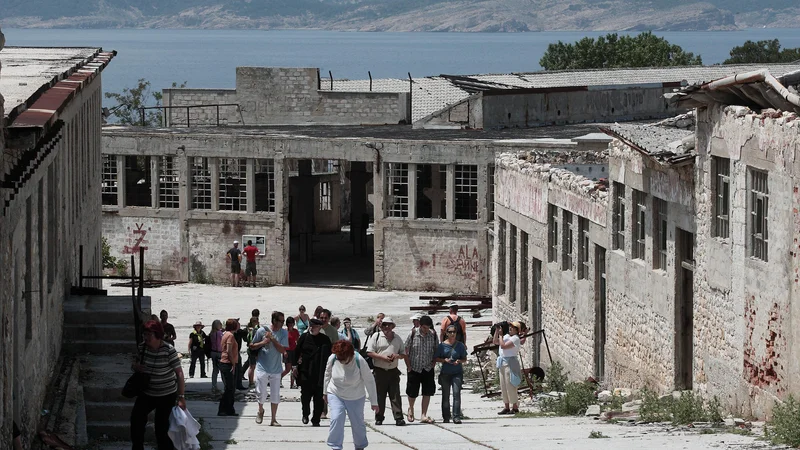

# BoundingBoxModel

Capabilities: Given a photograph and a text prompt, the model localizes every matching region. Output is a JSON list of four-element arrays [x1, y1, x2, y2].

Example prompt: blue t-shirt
[[435, 341, 467, 375], [254, 327, 288, 374]]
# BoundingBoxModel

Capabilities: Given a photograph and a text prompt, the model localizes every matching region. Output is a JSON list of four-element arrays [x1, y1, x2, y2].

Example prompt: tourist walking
[[294, 318, 332, 426], [338, 317, 360, 350], [242, 239, 259, 287], [435, 324, 468, 424], [404, 315, 438, 424], [493, 321, 522, 415], [319, 309, 340, 344], [218, 318, 240, 416], [409, 313, 422, 331], [159, 310, 177, 347], [365, 317, 406, 426], [187, 321, 208, 378], [130, 320, 186, 450], [209, 319, 224, 393], [324, 340, 378, 450], [233, 319, 248, 390], [251, 311, 288, 426], [283, 316, 300, 389], [295, 305, 310, 334], [243, 316, 260, 387], [226, 240, 242, 287], [440, 303, 467, 344]]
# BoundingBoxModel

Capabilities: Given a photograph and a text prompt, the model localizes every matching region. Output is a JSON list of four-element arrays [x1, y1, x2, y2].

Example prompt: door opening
[[675, 229, 695, 390]]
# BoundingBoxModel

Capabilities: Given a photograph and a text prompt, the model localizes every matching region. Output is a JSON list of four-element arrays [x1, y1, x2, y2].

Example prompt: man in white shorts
[[250, 311, 288, 426]]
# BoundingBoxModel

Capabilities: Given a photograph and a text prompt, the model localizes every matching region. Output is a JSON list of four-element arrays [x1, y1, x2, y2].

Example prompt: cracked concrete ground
[[97, 282, 783, 450]]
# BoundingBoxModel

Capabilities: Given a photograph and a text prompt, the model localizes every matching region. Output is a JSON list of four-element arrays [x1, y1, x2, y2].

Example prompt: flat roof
[[0, 47, 100, 119]]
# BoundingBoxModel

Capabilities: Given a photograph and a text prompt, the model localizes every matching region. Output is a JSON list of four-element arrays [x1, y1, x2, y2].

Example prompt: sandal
[[407, 407, 415, 423], [421, 416, 436, 424]]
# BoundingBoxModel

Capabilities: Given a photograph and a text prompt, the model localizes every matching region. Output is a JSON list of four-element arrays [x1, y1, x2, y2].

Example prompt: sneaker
[[497, 408, 512, 415], [255, 411, 264, 424], [512, 408, 520, 414], [395, 419, 406, 426], [453, 418, 462, 424]]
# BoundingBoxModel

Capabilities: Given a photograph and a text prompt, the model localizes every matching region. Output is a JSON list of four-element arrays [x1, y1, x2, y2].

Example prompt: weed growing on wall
[[765, 396, 800, 447]]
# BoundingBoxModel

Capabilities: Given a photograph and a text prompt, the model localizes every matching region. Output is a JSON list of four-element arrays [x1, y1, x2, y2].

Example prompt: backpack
[[444, 315, 466, 344], [333, 353, 360, 368]]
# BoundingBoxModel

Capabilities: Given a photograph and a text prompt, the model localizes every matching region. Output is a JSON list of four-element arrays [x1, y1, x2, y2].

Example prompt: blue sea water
[[3, 28, 800, 105]]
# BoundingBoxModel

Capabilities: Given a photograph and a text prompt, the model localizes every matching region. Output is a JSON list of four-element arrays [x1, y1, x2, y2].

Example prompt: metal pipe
[[368, 71, 372, 92], [187, 107, 191, 128], [329, 71, 333, 90], [138, 246, 145, 299], [705, 69, 800, 107]]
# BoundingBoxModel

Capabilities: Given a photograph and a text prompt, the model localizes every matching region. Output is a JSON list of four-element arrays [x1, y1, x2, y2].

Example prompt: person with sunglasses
[[434, 324, 468, 424], [365, 317, 406, 426], [250, 311, 288, 426]]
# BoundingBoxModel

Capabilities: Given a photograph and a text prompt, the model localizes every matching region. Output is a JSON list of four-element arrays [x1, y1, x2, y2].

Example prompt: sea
[[3, 28, 800, 106]]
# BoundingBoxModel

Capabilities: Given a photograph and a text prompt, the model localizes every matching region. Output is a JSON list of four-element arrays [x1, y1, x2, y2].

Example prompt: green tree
[[539, 32, 702, 71], [104, 79, 186, 126], [724, 39, 800, 64]]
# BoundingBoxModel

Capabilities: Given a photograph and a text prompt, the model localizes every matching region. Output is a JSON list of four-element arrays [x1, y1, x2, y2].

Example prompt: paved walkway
[[101, 282, 780, 450]]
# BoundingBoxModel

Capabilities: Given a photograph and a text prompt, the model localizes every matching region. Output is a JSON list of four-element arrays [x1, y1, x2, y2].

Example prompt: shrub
[[588, 430, 609, 439], [639, 387, 672, 423], [766, 396, 800, 447], [546, 360, 568, 392], [672, 391, 708, 425], [540, 381, 596, 416]]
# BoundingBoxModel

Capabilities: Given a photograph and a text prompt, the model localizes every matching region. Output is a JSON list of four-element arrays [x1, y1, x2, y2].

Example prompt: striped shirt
[[404, 328, 438, 373], [138, 343, 181, 397]]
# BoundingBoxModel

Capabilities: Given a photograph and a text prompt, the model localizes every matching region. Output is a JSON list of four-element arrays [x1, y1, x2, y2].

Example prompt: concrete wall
[[693, 105, 800, 417], [0, 74, 103, 445], [164, 67, 411, 126]]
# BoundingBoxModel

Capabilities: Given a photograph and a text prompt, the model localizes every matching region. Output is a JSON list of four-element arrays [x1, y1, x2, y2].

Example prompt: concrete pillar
[[275, 156, 288, 284], [116, 155, 125, 207], [246, 159, 255, 213], [446, 164, 455, 221], [408, 163, 417, 220], [178, 151, 190, 280], [211, 158, 220, 211], [150, 157, 159, 208]]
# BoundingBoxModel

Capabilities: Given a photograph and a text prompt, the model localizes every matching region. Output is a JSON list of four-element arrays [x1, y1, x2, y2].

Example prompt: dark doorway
[[288, 159, 374, 286], [675, 229, 695, 390], [594, 245, 607, 381]]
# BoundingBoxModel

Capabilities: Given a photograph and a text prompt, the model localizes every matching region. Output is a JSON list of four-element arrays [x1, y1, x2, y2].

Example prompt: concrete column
[[178, 152, 190, 280], [408, 163, 417, 220], [373, 161, 385, 288], [116, 155, 125, 207], [478, 163, 488, 223], [274, 156, 288, 284], [211, 158, 220, 211], [150, 157, 159, 208], [446, 164, 455, 221], [246, 158, 255, 213]]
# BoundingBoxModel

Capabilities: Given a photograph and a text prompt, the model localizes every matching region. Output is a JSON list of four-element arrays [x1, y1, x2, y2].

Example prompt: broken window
[[749, 168, 769, 261], [653, 197, 668, 270], [632, 189, 646, 260], [319, 181, 332, 211], [497, 219, 506, 295], [562, 211, 573, 271], [520, 231, 529, 313], [158, 156, 180, 209], [509, 224, 517, 303], [124, 156, 152, 207], [255, 159, 275, 212], [612, 182, 625, 251], [578, 217, 589, 280], [455, 164, 478, 220], [488, 164, 495, 222], [713, 157, 730, 239], [219, 158, 246, 211], [386, 163, 409, 218], [416, 164, 446, 219], [102, 154, 118, 205], [548, 204, 559, 263], [191, 157, 212, 210]]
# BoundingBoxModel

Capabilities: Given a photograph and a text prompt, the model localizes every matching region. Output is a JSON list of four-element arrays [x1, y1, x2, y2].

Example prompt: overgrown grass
[[540, 381, 596, 416], [545, 360, 568, 392], [588, 430, 609, 439], [765, 396, 800, 447], [639, 388, 723, 425]]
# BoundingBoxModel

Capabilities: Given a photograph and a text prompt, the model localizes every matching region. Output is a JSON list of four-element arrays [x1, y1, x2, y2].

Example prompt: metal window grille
[[653, 197, 668, 270], [191, 157, 212, 210], [416, 164, 446, 219], [520, 231, 529, 313], [455, 164, 478, 220], [613, 182, 625, 251], [749, 169, 769, 261], [219, 158, 247, 211], [632, 189, 646, 260], [386, 163, 409, 218], [101, 154, 118, 205], [488, 164, 495, 222], [319, 181, 332, 211], [548, 204, 559, 263], [158, 156, 180, 208], [509, 224, 517, 303], [713, 157, 731, 238], [255, 159, 275, 212], [498, 219, 506, 295], [562, 211, 573, 271], [578, 217, 589, 279]]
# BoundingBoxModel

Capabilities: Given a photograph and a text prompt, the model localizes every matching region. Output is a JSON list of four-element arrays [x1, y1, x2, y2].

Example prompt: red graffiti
[[123, 223, 149, 254], [445, 245, 482, 280]]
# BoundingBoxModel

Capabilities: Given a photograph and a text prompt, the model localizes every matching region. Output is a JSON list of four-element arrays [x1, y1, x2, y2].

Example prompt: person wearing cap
[[188, 321, 208, 378], [493, 321, 522, 415], [365, 317, 406, 426], [403, 315, 438, 424], [226, 241, 243, 287], [294, 318, 332, 426], [410, 313, 422, 330], [440, 304, 467, 345]]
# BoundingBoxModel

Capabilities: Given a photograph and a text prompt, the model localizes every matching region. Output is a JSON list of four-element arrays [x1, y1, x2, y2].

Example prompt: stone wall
[[102, 215, 183, 279]]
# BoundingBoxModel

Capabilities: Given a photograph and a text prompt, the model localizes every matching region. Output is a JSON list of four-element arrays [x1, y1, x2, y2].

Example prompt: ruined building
[[0, 36, 114, 443], [492, 67, 800, 417]]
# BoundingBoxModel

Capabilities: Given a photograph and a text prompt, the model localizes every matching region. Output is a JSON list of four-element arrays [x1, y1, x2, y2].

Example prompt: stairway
[[64, 294, 151, 441]]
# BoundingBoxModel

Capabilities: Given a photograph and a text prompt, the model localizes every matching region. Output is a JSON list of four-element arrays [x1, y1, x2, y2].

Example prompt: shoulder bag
[[122, 345, 151, 398]]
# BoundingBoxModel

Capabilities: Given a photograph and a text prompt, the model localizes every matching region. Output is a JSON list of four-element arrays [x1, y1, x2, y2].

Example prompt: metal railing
[[138, 103, 244, 127]]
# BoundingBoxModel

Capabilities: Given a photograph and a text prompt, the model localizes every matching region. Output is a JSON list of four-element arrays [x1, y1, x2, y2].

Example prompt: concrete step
[[87, 420, 153, 441], [65, 340, 139, 355], [85, 401, 142, 422], [64, 323, 137, 341], [64, 295, 151, 325]]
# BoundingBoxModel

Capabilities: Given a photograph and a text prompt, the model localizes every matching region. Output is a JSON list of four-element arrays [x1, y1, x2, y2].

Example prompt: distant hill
[[1, 0, 799, 31]]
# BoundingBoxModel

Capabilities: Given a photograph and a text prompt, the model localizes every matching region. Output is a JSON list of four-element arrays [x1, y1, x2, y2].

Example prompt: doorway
[[594, 245, 607, 381], [675, 229, 695, 390], [288, 159, 374, 286]]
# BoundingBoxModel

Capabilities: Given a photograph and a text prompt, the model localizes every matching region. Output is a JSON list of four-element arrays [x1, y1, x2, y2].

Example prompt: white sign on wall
[[241, 235, 266, 255]]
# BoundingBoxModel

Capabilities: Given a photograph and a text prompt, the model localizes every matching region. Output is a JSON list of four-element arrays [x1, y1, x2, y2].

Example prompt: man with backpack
[[440, 304, 466, 345]]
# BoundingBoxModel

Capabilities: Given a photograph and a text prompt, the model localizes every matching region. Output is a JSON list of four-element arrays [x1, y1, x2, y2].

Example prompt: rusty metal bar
[[368, 71, 372, 92], [329, 71, 333, 90], [138, 246, 145, 299]]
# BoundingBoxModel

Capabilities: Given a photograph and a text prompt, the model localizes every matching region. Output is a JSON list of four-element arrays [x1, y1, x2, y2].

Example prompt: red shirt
[[243, 245, 259, 263], [287, 328, 300, 351]]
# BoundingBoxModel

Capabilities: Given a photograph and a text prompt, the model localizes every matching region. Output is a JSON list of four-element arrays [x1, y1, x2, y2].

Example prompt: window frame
[[653, 197, 668, 270], [748, 168, 769, 262], [713, 156, 731, 239], [548, 204, 559, 263], [612, 182, 626, 251], [578, 217, 590, 279], [632, 189, 646, 260]]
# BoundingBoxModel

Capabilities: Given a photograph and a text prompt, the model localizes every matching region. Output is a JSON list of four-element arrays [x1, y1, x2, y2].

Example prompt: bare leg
[[421, 396, 431, 419]]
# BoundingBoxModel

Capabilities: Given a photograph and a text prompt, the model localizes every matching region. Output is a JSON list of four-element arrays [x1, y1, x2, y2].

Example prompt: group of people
[[226, 239, 261, 287]]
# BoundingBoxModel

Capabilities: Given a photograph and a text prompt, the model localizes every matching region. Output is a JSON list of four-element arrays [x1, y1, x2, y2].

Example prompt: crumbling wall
[[102, 216, 183, 279]]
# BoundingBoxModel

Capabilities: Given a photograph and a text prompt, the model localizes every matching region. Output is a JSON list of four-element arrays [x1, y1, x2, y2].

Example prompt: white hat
[[233, 240, 239, 244], [381, 317, 395, 325], [410, 313, 423, 321]]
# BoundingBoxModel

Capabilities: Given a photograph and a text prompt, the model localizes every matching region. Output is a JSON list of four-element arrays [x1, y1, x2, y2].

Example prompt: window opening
[[749, 168, 769, 261], [416, 164, 446, 219], [102, 154, 118, 205], [520, 231, 529, 312], [509, 224, 517, 303], [562, 211, 574, 271], [319, 181, 332, 211], [124, 156, 152, 207], [488, 164, 496, 221], [548, 204, 559, 263], [455, 164, 478, 220], [386, 163, 409, 218], [255, 159, 276, 212], [219, 158, 247, 211], [578, 217, 589, 279], [653, 197, 668, 270], [632, 189, 646, 260], [498, 219, 506, 295], [713, 157, 731, 238], [191, 157, 212, 210], [612, 182, 625, 251], [158, 156, 180, 208]]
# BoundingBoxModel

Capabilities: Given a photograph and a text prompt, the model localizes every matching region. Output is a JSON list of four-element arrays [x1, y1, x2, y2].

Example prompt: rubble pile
[[496, 152, 609, 203]]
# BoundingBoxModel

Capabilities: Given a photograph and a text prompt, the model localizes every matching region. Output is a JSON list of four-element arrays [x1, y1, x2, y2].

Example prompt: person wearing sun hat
[[188, 321, 208, 378], [493, 321, 522, 415], [366, 317, 406, 426]]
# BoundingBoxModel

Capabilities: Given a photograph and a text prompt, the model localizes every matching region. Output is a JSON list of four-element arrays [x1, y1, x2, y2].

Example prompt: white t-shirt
[[499, 334, 520, 358], [324, 354, 378, 405]]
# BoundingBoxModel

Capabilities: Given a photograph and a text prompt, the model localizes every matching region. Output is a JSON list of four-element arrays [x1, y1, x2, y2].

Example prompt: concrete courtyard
[[100, 282, 782, 450]]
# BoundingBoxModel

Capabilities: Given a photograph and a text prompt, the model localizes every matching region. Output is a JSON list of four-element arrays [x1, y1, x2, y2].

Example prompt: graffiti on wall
[[123, 223, 149, 254], [445, 244, 483, 280]]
